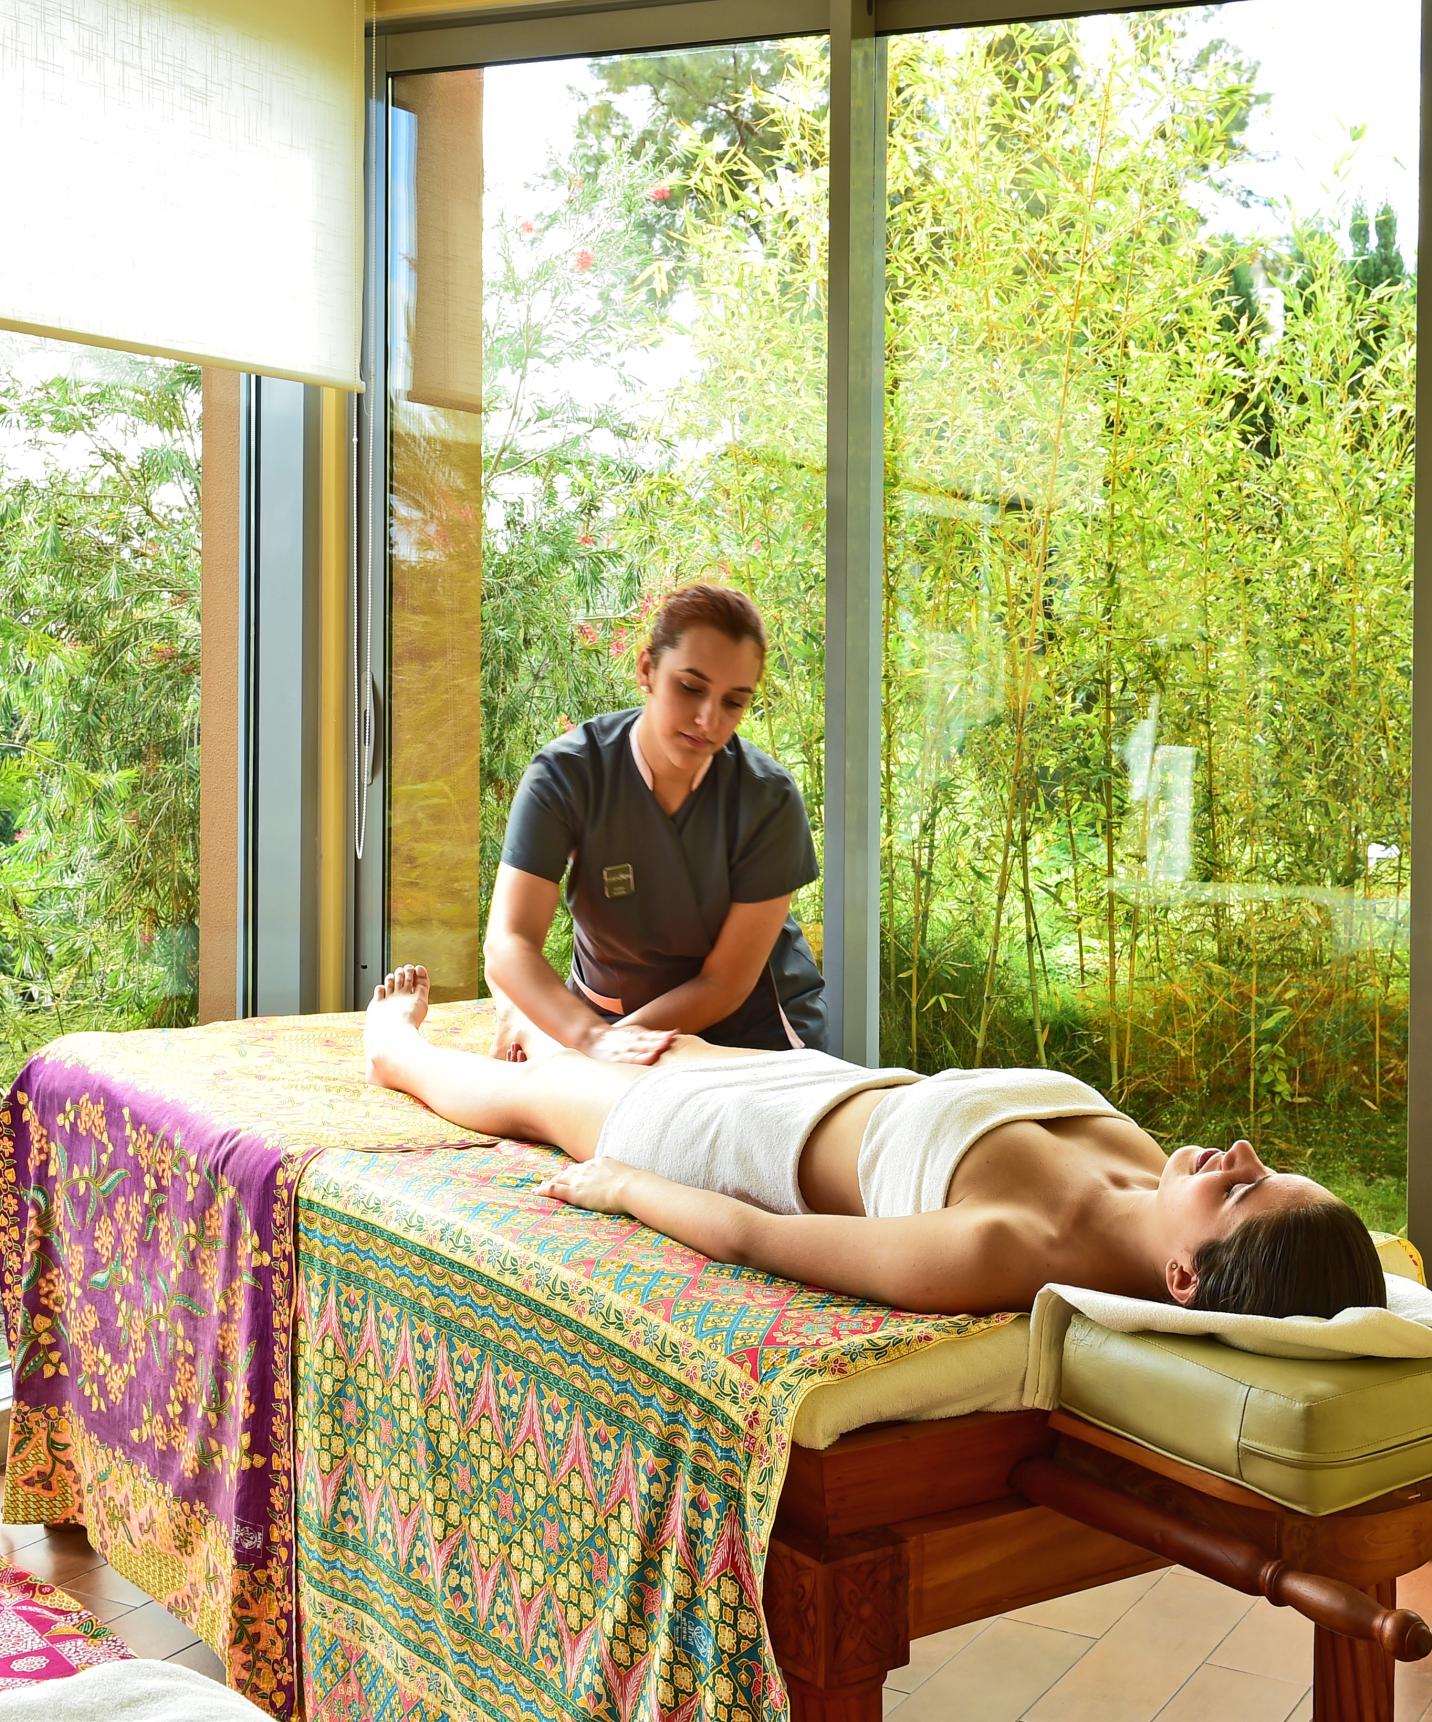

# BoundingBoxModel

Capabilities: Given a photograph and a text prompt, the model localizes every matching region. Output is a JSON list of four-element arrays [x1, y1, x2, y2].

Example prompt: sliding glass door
[[367, 0, 1422, 1235], [880, 2, 1418, 1226], [382, 36, 830, 1000]]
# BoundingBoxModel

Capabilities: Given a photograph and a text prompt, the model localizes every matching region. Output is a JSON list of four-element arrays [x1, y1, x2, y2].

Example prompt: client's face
[[1156, 1139, 1324, 1258]]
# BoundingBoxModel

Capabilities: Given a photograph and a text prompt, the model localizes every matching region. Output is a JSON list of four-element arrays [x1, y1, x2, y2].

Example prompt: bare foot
[[365, 963, 429, 1086]]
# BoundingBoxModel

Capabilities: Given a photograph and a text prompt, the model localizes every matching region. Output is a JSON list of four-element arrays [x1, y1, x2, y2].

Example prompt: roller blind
[[1, 0, 363, 389]]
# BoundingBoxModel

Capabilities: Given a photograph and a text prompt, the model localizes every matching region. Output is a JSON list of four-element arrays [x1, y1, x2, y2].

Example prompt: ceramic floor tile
[[882, 1690, 904, 1717], [890, 1617, 1093, 1721], [60, 1584, 139, 1626], [111, 1601, 197, 1660], [1008, 1571, 1163, 1639], [1284, 1694, 1312, 1722], [0, 1523, 54, 1557], [885, 1620, 989, 1692], [1398, 1644, 1432, 1718], [1401, 1564, 1432, 1617], [66, 1561, 153, 1607], [166, 1639, 228, 1681], [1205, 1596, 1313, 1686], [1023, 1567, 1255, 1722], [1150, 1664, 1305, 1722], [8, 1535, 106, 1587]]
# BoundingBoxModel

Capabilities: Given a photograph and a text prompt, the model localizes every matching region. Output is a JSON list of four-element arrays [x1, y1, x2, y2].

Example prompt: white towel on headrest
[[1023, 1264, 1432, 1409]]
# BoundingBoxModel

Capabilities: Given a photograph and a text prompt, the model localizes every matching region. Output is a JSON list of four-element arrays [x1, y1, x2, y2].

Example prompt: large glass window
[[0, 335, 201, 1082], [881, 2, 1418, 1228], [385, 40, 830, 994]]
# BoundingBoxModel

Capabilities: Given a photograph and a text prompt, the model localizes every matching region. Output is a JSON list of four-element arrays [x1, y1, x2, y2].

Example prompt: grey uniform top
[[501, 708, 828, 1051]]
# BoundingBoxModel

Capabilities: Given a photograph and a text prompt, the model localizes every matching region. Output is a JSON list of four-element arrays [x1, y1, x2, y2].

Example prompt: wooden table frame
[[765, 1409, 1432, 1722]]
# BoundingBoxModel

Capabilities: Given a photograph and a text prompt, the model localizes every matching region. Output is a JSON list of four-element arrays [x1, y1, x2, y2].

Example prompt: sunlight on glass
[[881, 0, 1417, 1229]]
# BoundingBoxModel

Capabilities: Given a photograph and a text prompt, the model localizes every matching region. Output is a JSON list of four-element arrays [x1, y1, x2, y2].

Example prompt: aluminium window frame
[[238, 376, 326, 1016], [360, 0, 1432, 1252]]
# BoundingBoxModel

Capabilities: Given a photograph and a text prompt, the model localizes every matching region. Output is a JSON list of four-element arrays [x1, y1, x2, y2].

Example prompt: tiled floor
[[0, 1519, 225, 1681], [2, 1519, 1430, 1718], [883, 1560, 1432, 1721]]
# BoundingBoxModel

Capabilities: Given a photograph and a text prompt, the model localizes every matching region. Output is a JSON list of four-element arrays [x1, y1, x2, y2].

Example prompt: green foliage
[[0, 355, 200, 1085], [474, 20, 1413, 1226]]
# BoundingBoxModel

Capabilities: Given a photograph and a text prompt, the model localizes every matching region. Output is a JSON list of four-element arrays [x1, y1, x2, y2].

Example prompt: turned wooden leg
[[764, 1526, 909, 1722], [1312, 1579, 1396, 1722]]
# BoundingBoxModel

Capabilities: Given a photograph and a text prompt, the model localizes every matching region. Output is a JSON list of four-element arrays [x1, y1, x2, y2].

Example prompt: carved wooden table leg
[[1312, 1580, 1396, 1722], [765, 1526, 909, 1722]]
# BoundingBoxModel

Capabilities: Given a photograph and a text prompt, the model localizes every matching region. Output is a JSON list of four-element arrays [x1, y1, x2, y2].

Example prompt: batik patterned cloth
[[0, 1008, 493, 1717], [0, 1003, 1013, 1722], [293, 1140, 1011, 1722], [0, 1561, 133, 1690]]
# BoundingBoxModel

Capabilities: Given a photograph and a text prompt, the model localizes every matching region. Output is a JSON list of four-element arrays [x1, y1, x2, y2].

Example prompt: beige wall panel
[[198, 368, 242, 1024], [388, 70, 486, 1000]]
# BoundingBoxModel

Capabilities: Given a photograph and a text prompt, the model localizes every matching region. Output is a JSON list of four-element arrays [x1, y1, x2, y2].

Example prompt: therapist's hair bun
[[647, 583, 767, 667]]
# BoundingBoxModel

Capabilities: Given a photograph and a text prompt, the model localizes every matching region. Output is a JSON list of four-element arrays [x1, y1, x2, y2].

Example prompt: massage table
[[769, 1311, 1432, 1720], [1, 1002, 1429, 1722]]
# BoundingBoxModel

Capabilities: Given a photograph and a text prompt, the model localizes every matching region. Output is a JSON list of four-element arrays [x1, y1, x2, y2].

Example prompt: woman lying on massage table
[[364, 965, 1385, 1321]]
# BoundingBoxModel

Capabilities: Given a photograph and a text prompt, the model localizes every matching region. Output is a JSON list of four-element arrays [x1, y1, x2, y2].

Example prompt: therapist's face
[[638, 625, 764, 770]]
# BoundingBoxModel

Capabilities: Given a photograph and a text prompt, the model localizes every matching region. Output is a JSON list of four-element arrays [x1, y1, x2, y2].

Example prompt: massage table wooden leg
[[1312, 1580, 1395, 1722], [765, 1527, 909, 1722]]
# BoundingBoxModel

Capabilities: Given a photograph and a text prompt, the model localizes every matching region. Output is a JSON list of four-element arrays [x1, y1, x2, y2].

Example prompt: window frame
[[359, 0, 1432, 1253]]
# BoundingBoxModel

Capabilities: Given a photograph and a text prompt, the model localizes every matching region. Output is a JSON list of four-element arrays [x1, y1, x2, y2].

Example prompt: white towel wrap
[[858, 1067, 1131, 1218], [595, 1049, 919, 1214]]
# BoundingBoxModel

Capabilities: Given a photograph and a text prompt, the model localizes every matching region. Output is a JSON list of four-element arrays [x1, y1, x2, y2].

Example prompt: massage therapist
[[484, 583, 828, 1064]]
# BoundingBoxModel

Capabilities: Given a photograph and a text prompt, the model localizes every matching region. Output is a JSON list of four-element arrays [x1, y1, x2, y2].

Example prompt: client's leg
[[364, 966, 644, 1159]]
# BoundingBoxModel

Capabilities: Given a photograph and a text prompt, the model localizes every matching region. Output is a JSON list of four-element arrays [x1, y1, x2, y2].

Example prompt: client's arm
[[537, 1158, 1016, 1315]]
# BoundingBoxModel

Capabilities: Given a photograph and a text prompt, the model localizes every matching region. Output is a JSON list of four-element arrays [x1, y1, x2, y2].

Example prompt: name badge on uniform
[[603, 863, 635, 899]]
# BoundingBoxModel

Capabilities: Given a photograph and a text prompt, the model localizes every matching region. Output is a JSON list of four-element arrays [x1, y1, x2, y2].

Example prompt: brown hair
[[1188, 1195, 1386, 1320], [647, 582, 767, 667]]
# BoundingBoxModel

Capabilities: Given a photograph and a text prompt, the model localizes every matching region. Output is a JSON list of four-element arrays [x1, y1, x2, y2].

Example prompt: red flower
[[559, 714, 574, 733], [519, 219, 535, 235], [574, 248, 595, 273], [150, 643, 176, 663], [577, 532, 595, 546], [609, 626, 629, 658], [647, 184, 671, 202], [576, 622, 598, 647]]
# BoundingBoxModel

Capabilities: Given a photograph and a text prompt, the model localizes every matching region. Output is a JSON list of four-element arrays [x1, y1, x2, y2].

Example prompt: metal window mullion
[[1407, 0, 1432, 1254], [236, 375, 257, 1017], [382, 1, 828, 71], [246, 377, 323, 1016], [824, 0, 886, 1066], [873, 0, 1247, 30], [354, 37, 392, 1006]]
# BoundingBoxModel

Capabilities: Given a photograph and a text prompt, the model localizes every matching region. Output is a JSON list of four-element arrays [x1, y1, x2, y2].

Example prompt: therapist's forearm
[[620, 972, 750, 1033], [484, 936, 608, 1049]]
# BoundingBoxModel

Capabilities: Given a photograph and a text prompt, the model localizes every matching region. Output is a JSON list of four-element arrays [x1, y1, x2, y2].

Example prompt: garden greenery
[[0, 15, 1413, 1229]]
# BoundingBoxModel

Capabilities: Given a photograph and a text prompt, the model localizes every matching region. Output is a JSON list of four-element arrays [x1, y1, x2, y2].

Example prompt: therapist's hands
[[580, 1022, 677, 1064]]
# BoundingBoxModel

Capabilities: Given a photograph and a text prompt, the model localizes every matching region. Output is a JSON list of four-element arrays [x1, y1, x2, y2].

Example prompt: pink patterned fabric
[[0, 1560, 133, 1690]]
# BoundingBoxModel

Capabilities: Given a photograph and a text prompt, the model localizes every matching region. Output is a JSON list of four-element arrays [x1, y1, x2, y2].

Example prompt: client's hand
[[580, 1023, 676, 1065], [536, 1157, 631, 1215]]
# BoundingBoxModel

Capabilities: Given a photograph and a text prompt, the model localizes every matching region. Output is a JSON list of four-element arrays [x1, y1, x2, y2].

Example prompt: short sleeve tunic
[[500, 708, 828, 1051]]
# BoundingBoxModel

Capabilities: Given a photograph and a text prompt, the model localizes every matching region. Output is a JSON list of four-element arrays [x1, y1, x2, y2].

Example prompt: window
[[880, 3, 1417, 1228], [0, 336, 201, 1079], [384, 38, 831, 995]]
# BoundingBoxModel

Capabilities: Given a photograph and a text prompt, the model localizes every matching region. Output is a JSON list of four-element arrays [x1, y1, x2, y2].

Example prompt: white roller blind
[[1, 0, 363, 389]]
